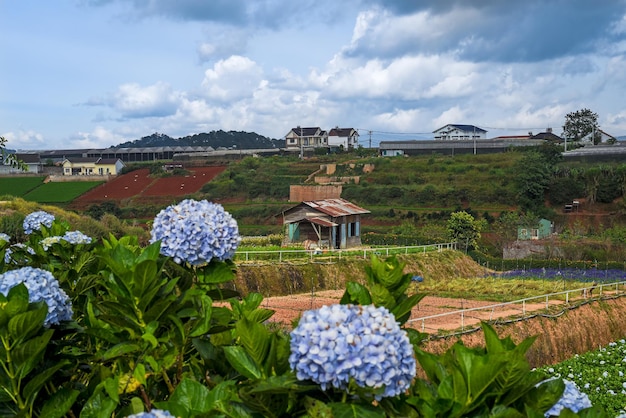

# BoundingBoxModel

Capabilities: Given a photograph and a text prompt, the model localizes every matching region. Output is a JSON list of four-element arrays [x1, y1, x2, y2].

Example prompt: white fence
[[233, 242, 458, 264], [407, 280, 626, 335]]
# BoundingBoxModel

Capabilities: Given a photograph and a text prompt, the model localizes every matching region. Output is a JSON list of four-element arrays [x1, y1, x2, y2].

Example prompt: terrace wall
[[503, 239, 564, 259], [420, 296, 626, 369], [289, 185, 342, 202], [47, 174, 112, 182]]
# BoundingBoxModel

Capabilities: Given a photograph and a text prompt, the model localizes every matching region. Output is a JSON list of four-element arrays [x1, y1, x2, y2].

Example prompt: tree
[[447, 211, 482, 252], [0, 136, 28, 171], [562, 108, 599, 143], [514, 152, 551, 213]]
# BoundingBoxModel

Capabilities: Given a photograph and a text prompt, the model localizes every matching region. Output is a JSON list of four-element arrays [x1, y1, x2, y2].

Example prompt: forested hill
[[113, 131, 285, 149]]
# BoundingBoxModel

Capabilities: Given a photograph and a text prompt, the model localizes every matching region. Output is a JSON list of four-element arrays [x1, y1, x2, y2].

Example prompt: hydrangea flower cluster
[[23, 211, 55, 234], [150, 199, 240, 265], [289, 303, 416, 399], [0, 233, 10, 243], [62, 231, 92, 245], [544, 379, 592, 416], [40, 231, 92, 250], [125, 410, 175, 418], [0, 267, 73, 327], [40, 236, 63, 251]]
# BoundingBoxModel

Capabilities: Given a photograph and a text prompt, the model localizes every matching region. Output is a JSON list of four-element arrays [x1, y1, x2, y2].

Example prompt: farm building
[[518, 218, 553, 240], [0, 153, 42, 174], [282, 198, 370, 249], [62, 157, 125, 176]]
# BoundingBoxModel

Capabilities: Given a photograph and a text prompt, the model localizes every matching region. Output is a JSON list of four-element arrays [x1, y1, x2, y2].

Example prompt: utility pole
[[368, 130, 372, 148]]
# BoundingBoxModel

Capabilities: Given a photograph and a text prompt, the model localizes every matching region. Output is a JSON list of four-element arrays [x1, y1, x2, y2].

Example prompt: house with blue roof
[[433, 124, 487, 140]]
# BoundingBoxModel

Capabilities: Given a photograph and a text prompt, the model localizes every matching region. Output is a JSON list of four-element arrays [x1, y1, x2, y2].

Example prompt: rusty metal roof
[[302, 198, 370, 217], [306, 216, 338, 227]]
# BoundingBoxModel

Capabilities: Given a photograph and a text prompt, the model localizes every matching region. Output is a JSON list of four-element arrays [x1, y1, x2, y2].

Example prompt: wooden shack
[[282, 198, 370, 249]]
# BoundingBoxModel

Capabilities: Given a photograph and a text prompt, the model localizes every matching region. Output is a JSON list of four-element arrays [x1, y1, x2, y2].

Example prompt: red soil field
[[72, 166, 226, 206], [142, 166, 226, 196]]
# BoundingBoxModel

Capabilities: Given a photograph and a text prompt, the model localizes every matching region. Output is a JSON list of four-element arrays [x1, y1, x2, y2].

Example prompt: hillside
[[114, 130, 285, 149]]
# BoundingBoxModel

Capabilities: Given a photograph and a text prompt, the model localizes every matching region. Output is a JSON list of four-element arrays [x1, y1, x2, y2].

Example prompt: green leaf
[[12, 330, 54, 378], [23, 360, 69, 406], [133, 363, 147, 386], [79, 391, 118, 418], [132, 260, 159, 300], [165, 378, 212, 414], [39, 387, 80, 418], [197, 260, 236, 284], [102, 376, 120, 403], [189, 294, 213, 337], [368, 283, 395, 309], [340, 281, 372, 305], [390, 293, 426, 324], [235, 316, 270, 367], [8, 303, 47, 340], [136, 241, 161, 263], [329, 402, 385, 418], [223, 345, 263, 379], [5, 284, 29, 316], [101, 342, 141, 361]]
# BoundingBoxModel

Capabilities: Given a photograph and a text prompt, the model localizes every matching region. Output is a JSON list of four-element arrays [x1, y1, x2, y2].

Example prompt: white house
[[285, 127, 328, 150], [327, 127, 359, 150], [0, 153, 42, 174], [433, 124, 487, 140]]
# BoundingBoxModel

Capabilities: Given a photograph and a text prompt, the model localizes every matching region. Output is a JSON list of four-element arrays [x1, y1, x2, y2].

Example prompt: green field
[[0, 176, 45, 197], [22, 181, 103, 203]]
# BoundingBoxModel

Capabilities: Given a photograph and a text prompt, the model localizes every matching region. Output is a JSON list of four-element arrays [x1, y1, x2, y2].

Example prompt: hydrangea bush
[[22, 210, 55, 234], [289, 303, 415, 399], [0, 203, 608, 417], [0, 266, 73, 326], [150, 199, 240, 265]]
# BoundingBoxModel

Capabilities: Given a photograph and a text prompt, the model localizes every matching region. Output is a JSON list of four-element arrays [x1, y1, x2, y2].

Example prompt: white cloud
[[70, 127, 126, 149], [200, 56, 264, 101], [112, 82, 182, 118], [2, 130, 45, 150]]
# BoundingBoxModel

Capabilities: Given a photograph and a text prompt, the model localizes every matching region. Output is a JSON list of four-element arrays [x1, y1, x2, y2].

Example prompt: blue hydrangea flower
[[0, 233, 10, 243], [125, 410, 175, 418], [62, 230, 92, 245], [150, 199, 240, 265], [289, 304, 416, 399], [23, 211, 55, 234], [0, 267, 73, 327], [544, 379, 592, 416]]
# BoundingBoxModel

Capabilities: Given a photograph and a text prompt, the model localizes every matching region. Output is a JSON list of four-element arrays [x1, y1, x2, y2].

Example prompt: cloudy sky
[[2, 0, 626, 150]]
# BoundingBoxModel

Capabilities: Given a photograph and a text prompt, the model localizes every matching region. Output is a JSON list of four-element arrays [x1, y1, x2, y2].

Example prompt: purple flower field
[[489, 268, 626, 283]]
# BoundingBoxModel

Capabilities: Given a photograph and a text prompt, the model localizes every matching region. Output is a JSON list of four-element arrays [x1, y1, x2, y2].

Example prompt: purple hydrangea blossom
[[289, 304, 416, 400], [23, 211, 55, 234], [0, 267, 73, 327], [150, 199, 240, 265], [544, 379, 592, 416], [62, 231, 92, 245], [125, 410, 175, 418]]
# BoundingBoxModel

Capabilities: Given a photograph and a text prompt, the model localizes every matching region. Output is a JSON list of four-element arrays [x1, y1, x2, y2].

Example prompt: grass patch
[[23, 181, 104, 203], [414, 275, 589, 302], [0, 176, 45, 197]]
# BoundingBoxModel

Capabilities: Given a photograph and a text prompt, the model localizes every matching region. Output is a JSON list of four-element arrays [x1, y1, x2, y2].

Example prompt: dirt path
[[261, 290, 586, 334]]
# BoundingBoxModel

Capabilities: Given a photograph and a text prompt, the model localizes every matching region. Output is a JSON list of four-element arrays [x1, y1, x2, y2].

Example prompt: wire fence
[[233, 242, 458, 264], [407, 280, 626, 336]]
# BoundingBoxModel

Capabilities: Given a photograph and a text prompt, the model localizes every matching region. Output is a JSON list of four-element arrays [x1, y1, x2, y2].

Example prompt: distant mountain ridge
[[113, 130, 285, 149]]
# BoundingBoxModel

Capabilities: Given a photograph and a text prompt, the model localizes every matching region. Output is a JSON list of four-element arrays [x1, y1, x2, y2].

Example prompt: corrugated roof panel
[[302, 198, 370, 217]]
